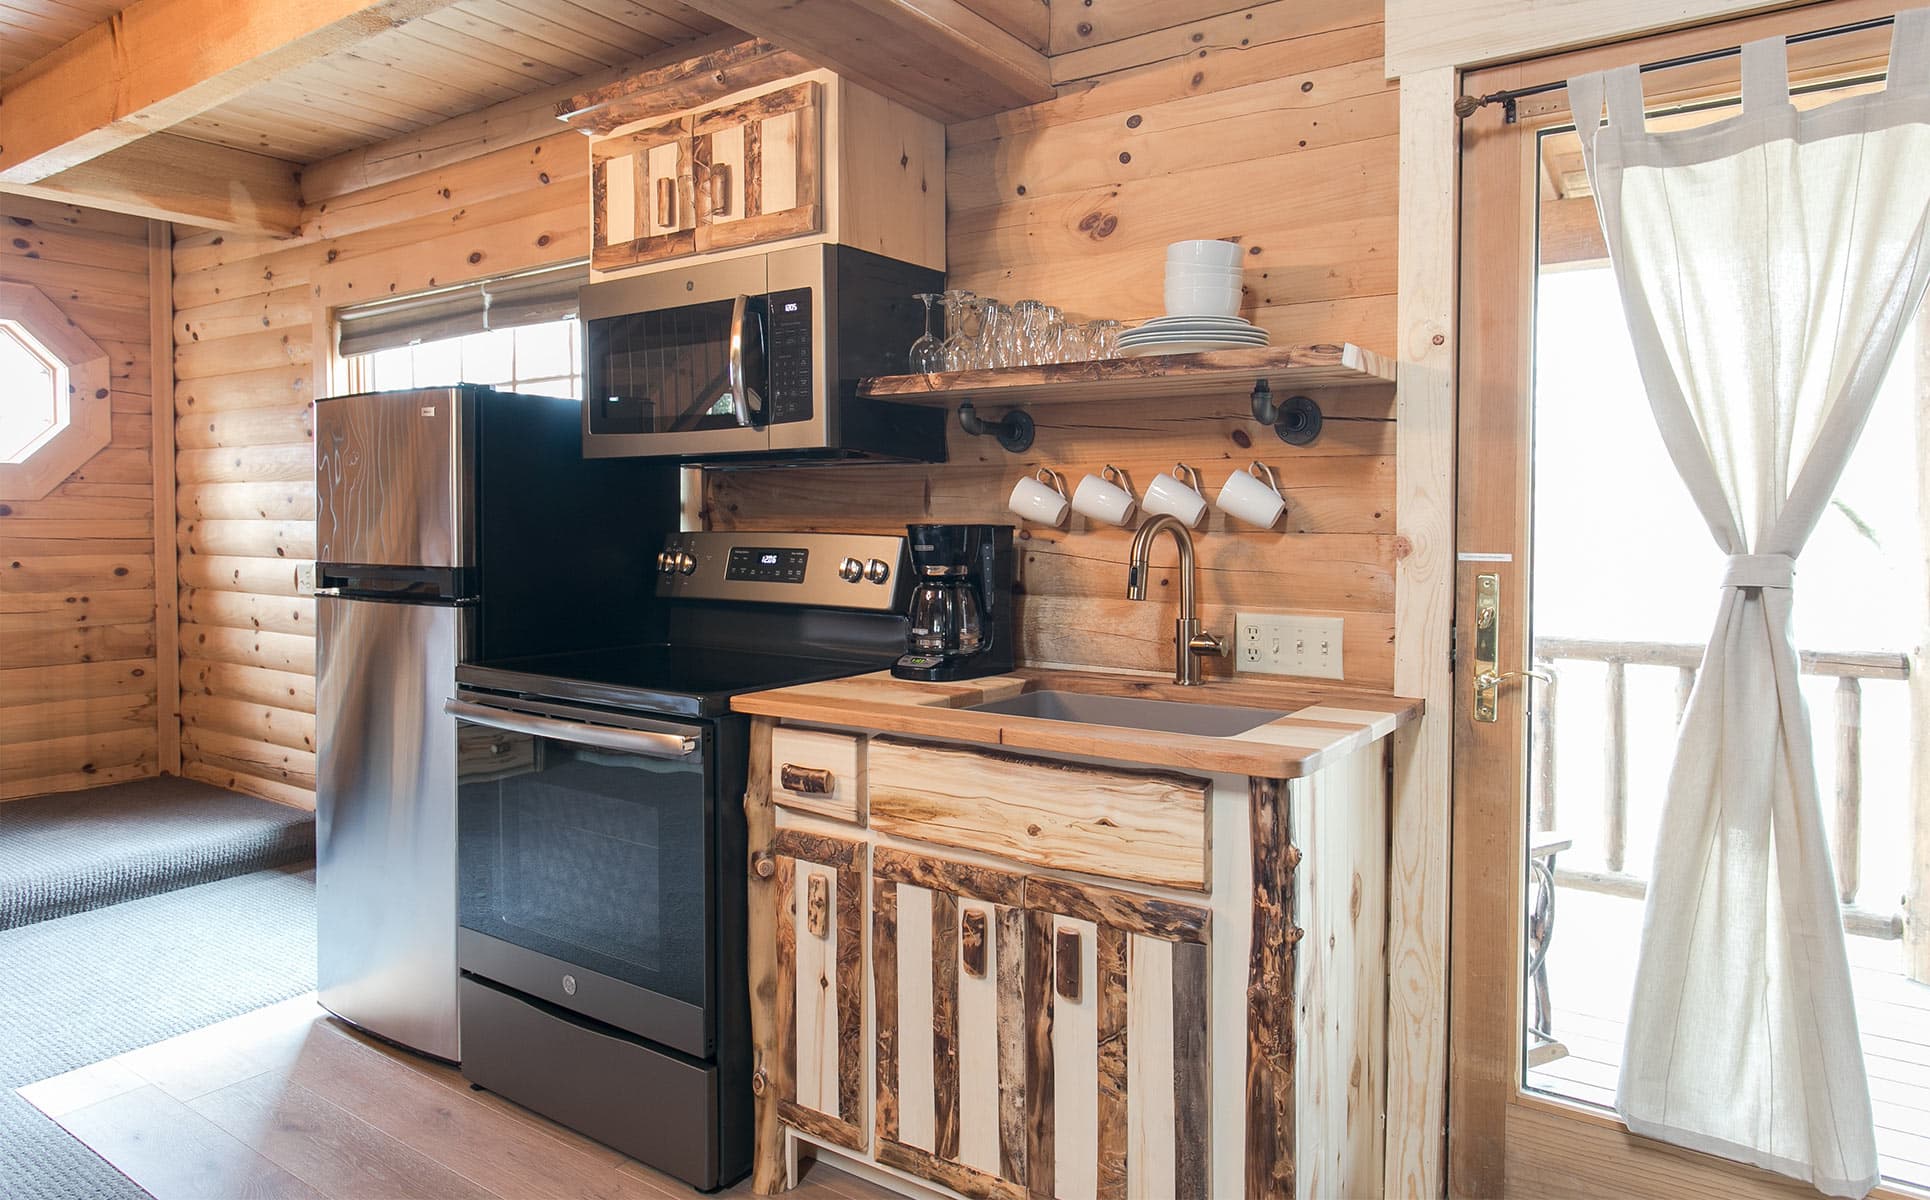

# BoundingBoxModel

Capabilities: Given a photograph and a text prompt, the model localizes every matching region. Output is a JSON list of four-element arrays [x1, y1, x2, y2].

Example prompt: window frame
[[0, 282, 111, 502]]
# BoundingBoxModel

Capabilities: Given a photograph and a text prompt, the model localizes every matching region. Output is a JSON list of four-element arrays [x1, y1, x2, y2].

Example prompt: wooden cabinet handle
[[1055, 927, 1081, 1001], [656, 177, 675, 228], [780, 763, 835, 795], [709, 162, 731, 216], [751, 851, 775, 879], [806, 873, 830, 938]]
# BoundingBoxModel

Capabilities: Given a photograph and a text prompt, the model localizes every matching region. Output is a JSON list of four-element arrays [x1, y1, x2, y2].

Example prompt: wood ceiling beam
[[0, 0, 459, 185], [672, 0, 1053, 122], [1, 134, 302, 235]]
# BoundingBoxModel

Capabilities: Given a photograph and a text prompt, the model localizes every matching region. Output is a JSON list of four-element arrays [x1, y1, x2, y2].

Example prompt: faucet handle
[[1187, 630, 1228, 657]]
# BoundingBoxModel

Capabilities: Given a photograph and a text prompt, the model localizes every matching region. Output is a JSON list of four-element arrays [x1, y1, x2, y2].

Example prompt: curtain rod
[[1452, 13, 1897, 121]]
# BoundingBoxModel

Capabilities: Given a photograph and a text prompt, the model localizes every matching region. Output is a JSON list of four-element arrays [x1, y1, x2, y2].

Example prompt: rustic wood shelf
[[858, 342, 1397, 407]]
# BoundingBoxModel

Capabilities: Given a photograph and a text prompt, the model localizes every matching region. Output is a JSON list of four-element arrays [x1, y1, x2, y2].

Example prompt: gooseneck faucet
[[1126, 514, 1227, 685]]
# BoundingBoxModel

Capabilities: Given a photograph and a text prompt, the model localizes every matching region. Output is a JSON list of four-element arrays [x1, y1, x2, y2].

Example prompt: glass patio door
[[1450, 6, 1929, 1196]]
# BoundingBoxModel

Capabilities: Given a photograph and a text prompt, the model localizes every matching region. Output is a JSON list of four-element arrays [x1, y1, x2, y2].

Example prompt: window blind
[[336, 260, 588, 357]]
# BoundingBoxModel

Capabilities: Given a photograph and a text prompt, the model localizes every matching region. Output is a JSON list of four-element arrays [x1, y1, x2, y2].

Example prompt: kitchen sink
[[964, 689, 1286, 737]]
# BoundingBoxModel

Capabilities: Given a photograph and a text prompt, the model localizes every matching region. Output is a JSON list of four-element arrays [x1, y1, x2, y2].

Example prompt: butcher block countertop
[[731, 667, 1422, 778]]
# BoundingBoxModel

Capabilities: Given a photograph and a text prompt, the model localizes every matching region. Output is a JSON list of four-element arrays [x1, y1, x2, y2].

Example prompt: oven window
[[457, 728, 709, 1006], [585, 297, 765, 436]]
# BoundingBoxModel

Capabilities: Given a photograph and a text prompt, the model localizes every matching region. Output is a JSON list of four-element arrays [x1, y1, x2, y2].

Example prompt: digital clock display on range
[[725, 546, 808, 583]]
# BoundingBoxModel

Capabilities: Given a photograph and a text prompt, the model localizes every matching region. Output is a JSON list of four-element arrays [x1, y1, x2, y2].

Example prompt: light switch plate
[[1236, 612, 1344, 680], [295, 561, 317, 596]]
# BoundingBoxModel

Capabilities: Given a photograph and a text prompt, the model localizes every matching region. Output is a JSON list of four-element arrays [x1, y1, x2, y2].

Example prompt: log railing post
[[1908, 297, 1930, 985], [1833, 675, 1862, 907], [1603, 657, 1628, 875], [1531, 663, 1557, 834]]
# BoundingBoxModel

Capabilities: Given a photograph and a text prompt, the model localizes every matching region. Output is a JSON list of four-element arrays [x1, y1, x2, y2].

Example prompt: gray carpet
[[0, 777, 314, 930], [0, 864, 317, 1200]]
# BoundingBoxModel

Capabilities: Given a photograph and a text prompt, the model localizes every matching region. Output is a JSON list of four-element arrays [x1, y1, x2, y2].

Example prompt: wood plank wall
[[162, 0, 1398, 806], [0, 197, 160, 800], [707, 0, 1401, 687], [167, 117, 586, 809]]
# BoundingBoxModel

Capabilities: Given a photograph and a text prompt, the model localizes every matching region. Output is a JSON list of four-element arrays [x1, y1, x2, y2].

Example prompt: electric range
[[448, 531, 909, 1191]]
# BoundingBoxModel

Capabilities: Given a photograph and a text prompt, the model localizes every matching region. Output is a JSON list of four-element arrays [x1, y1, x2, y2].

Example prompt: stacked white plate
[[1118, 314, 1270, 357]]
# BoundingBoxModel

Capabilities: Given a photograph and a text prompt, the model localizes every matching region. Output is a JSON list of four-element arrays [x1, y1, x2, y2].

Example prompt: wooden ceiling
[[173, 0, 731, 163], [0, 0, 1053, 234], [0, 0, 125, 78]]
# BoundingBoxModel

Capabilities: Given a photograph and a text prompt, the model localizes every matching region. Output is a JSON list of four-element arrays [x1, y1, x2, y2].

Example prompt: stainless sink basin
[[964, 690, 1286, 737]]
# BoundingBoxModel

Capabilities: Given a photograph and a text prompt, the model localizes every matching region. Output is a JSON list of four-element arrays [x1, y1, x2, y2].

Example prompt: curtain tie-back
[[1722, 553, 1796, 589]]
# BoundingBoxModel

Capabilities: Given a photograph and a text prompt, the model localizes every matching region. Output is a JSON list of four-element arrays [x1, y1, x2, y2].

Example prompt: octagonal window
[[0, 318, 69, 464]]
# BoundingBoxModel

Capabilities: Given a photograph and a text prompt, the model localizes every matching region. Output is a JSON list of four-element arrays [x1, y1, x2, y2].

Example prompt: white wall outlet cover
[[1234, 612, 1345, 680], [295, 562, 317, 595]]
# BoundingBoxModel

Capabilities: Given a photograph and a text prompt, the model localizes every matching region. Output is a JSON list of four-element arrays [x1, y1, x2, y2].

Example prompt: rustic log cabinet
[[746, 716, 1394, 1200], [583, 70, 945, 279]]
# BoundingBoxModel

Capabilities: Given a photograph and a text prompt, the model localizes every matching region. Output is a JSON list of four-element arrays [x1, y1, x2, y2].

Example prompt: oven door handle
[[444, 699, 698, 760]]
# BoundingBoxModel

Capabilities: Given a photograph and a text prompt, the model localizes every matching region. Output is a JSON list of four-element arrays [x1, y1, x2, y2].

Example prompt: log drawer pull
[[710, 163, 731, 215], [1055, 927, 1081, 1001], [806, 873, 830, 939], [656, 177, 676, 228], [780, 763, 836, 796]]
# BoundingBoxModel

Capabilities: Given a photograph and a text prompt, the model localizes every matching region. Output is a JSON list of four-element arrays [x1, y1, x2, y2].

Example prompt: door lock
[[1472, 572, 1549, 722]]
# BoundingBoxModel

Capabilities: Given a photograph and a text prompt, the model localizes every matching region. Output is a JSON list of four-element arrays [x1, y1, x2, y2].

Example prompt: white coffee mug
[[1008, 466, 1070, 527], [1071, 464, 1137, 526], [1217, 461, 1286, 528], [1142, 463, 1209, 528]]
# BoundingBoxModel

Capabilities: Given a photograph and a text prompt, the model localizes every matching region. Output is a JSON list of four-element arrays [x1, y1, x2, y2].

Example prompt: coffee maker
[[892, 523, 1015, 681]]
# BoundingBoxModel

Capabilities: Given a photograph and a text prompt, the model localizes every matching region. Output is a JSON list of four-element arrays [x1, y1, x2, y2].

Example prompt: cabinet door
[[873, 847, 1029, 1200], [591, 116, 696, 271], [1023, 876, 1211, 1200], [693, 80, 822, 253], [771, 828, 865, 1150]]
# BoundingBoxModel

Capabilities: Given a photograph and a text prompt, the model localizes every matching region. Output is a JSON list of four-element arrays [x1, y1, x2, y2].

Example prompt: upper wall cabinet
[[583, 71, 944, 279]]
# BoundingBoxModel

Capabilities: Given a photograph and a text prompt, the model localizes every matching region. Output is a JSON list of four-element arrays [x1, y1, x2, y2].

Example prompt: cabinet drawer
[[771, 727, 866, 823], [867, 737, 1210, 891]]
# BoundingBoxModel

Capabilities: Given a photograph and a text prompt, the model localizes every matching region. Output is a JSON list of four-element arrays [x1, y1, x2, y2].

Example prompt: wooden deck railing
[[1531, 636, 1913, 940]]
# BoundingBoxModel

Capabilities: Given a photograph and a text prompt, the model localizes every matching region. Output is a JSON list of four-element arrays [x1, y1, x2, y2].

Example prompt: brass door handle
[[1472, 571, 1552, 723], [1473, 669, 1552, 691]]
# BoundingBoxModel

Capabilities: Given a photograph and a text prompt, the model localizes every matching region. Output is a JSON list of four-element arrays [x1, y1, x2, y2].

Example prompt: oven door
[[580, 255, 773, 459], [449, 692, 716, 1057]]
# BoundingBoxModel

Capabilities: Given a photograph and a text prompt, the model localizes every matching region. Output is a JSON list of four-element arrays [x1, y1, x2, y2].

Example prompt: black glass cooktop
[[456, 643, 883, 717]]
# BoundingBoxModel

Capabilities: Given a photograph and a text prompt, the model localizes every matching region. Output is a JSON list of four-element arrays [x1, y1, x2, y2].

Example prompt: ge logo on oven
[[561, 974, 577, 996]]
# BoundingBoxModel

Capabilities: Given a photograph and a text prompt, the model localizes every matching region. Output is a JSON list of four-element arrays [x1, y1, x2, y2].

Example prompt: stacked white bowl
[[1165, 239, 1244, 317]]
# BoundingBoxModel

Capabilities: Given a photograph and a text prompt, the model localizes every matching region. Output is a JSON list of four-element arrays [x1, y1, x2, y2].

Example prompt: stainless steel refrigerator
[[314, 385, 675, 1061]]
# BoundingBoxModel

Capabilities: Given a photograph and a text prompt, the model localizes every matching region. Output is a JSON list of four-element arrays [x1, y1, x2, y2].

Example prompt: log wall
[[0, 197, 160, 800], [166, 0, 1398, 807], [708, 0, 1400, 686]]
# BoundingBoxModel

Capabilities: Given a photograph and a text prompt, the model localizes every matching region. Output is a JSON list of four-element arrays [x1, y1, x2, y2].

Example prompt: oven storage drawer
[[771, 726, 865, 823], [459, 974, 736, 1189]]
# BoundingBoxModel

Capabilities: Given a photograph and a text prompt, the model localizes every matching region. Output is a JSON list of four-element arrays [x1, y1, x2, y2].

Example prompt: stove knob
[[838, 557, 864, 583], [864, 558, 891, 585], [675, 550, 697, 576], [656, 549, 673, 573]]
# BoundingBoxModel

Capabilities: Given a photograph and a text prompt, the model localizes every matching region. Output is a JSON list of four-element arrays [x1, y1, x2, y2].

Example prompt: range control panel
[[655, 531, 909, 612]]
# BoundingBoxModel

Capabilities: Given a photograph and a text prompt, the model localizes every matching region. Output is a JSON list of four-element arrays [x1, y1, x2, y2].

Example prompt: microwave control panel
[[766, 288, 813, 425]]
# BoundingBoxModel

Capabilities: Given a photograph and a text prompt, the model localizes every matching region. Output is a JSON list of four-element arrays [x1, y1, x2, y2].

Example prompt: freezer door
[[316, 595, 464, 1061], [316, 388, 472, 569]]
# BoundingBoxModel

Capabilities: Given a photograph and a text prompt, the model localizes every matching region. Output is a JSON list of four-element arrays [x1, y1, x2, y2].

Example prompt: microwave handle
[[444, 699, 698, 761], [727, 293, 763, 428]]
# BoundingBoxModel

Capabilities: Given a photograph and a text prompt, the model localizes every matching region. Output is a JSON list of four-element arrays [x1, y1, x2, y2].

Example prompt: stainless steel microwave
[[580, 244, 946, 462]]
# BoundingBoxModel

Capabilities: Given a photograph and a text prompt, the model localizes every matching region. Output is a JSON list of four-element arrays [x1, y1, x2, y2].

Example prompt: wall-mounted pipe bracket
[[1250, 381, 1323, 445], [957, 400, 1035, 453]]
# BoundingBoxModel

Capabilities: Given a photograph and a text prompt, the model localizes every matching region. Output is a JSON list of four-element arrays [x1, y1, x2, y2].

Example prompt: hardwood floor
[[17, 995, 895, 1200]]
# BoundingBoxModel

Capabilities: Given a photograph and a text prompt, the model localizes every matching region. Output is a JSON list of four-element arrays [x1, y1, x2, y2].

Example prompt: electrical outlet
[[1235, 612, 1345, 680], [295, 561, 317, 596]]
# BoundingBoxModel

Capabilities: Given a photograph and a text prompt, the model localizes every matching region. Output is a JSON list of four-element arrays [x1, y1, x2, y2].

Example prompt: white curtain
[[1568, 11, 1930, 1197]]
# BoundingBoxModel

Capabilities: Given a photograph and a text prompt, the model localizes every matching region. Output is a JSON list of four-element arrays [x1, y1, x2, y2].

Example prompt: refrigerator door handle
[[444, 699, 698, 760]]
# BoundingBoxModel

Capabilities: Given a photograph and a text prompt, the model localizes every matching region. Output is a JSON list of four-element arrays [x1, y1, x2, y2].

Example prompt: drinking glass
[[1012, 300, 1050, 365], [909, 293, 943, 372], [939, 290, 980, 371], [977, 301, 1011, 369], [1087, 319, 1124, 360], [1042, 306, 1068, 363], [1058, 322, 1091, 362]]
